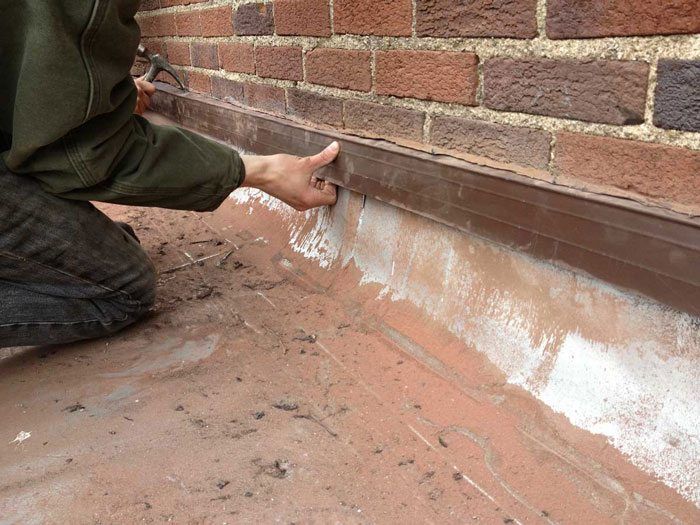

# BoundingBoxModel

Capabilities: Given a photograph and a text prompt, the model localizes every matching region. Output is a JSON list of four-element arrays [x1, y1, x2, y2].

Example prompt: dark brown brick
[[306, 49, 372, 92], [245, 83, 286, 114], [275, 0, 331, 36], [212, 77, 246, 104], [484, 58, 649, 125], [160, 0, 207, 7], [287, 89, 344, 127], [188, 71, 212, 94], [654, 60, 700, 133], [334, 0, 413, 36], [191, 42, 219, 70], [416, 0, 537, 38], [256, 46, 303, 81], [234, 3, 274, 35], [547, 0, 700, 39], [431, 117, 552, 171], [200, 6, 233, 37], [554, 133, 700, 210], [219, 43, 255, 74], [344, 100, 425, 143], [167, 41, 191, 66], [175, 11, 201, 36], [139, 0, 160, 12], [376, 51, 479, 105]]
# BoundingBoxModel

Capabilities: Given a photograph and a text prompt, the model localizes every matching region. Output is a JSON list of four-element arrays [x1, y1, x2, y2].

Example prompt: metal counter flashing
[[151, 84, 700, 317]]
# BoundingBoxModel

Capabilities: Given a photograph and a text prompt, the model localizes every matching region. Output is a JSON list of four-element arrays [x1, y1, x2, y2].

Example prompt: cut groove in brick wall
[[135, 0, 700, 215]]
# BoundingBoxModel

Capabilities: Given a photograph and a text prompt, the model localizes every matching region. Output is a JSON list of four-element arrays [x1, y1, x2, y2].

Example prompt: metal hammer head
[[137, 44, 186, 90]]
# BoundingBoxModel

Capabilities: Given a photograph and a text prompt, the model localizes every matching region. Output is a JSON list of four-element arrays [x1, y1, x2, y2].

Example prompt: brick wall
[[135, 0, 700, 214]]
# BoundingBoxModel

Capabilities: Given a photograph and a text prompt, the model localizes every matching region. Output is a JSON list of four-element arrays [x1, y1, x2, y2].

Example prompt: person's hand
[[241, 142, 340, 211], [134, 77, 156, 115]]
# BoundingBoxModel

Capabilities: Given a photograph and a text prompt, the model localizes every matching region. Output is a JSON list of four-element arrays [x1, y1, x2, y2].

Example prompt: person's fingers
[[306, 141, 340, 171], [135, 78, 157, 96]]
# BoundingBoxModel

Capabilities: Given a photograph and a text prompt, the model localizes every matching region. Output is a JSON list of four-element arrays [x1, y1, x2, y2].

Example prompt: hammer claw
[[138, 44, 186, 90]]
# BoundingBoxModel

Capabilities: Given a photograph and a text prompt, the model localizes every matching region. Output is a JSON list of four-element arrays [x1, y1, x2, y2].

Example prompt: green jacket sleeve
[[0, 0, 244, 212]]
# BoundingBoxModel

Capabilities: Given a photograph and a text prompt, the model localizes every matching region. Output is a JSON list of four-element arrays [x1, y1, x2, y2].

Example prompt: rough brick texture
[[288, 89, 344, 127], [484, 59, 649, 125], [306, 49, 372, 92], [345, 101, 425, 143], [234, 3, 274, 35], [554, 133, 700, 209], [376, 51, 479, 105], [174, 12, 200, 36], [200, 6, 233, 37], [334, 0, 413, 36], [187, 71, 211, 94], [275, 0, 331, 36], [654, 60, 700, 133], [547, 0, 700, 39], [431, 117, 552, 171], [219, 43, 255, 75], [245, 83, 286, 114], [190, 42, 218, 70], [416, 0, 537, 38], [211, 77, 245, 104], [255, 46, 303, 81], [166, 42, 191, 66]]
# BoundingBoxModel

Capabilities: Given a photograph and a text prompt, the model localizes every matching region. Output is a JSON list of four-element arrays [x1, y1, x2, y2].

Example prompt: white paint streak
[[9, 431, 31, 445]]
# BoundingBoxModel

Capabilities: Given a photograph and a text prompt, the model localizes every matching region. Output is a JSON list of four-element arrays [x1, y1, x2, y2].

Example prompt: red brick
[[245, 83, 286, 114], [212, 77, 246, 104], [200, 6, 233, 37], [234, 3, 274, 35], [554, 133, 700, 210], [483, 58, 649, 125], [376, 51, 479, 105], [334, 0, 413, 36], [275, 0, 331, 36], [416, 0, 537, 38], [344, 100, 425, 143], [219, 43, 255, 74], [187, 71, 211, 94], [306, 49, 372, 92], [167, 42, 191, 66], [430, 117, 552, 171], [547, 0, 700, 39], [287, 89, 344, 127], [175, 11, 201, 36], [191, 42, 219, 70], [140, 13, 176, 37], [256, 46, 303, 81]]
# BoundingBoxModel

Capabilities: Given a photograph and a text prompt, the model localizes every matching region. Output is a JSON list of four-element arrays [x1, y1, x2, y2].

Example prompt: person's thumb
[[306, 141, 340, 171]]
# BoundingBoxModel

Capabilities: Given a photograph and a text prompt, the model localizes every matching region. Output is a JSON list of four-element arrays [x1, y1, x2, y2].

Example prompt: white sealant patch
[[233, 189, 700, 507]]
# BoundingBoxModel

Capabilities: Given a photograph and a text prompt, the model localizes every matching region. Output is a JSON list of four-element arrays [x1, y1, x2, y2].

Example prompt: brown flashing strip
[[151, 84, 700, 317]]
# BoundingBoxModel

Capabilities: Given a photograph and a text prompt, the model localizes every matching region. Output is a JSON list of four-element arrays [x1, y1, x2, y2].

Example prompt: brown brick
[[306, 49, 372, 92], [334, 0, 413, 36], [219, 43, 255, 74], [175, 11, 201, 36], [547, 0, 700, 39], [484, 58, 649, 125], [234, 3, 274, 35], [430, 117, 552, 170], [256, 46, 303, 81], [376, 51, 479, 105], [140, 13, 176, 37], [166, 42, 191, 66], [287, 89, 344, 127], [275, 0, 331, 36], [212, 77, 245, 104], [416, 0, 537, 38], [191, 42, 219, 70], [554, 133, 700, 210], [200, 6, 233, 37], [344, 100, 425, 143], [160, 0, 206, 7], [188, 71, 211, 94], [654, 60, 700, 133], [245, 83, 286, 114]]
